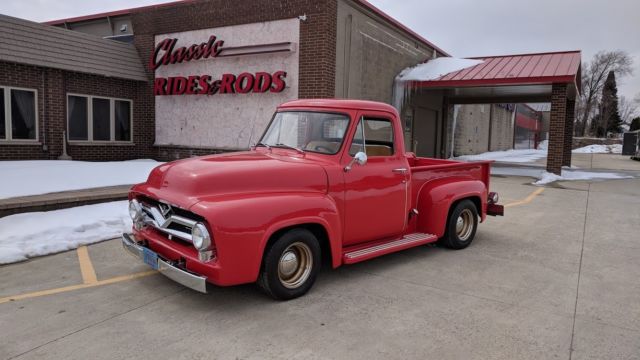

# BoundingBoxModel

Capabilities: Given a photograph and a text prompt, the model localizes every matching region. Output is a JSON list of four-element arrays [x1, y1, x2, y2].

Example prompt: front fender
[[189, 193, 342, 285], [416, 178, 487, 237]]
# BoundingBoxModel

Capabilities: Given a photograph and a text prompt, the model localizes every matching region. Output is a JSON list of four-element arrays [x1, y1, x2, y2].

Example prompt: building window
[[0, 86, 38, 141], [68, 96, 88, 141], [92, 98, 111, 141], [0, 89, 5, 140], [67, 94, 133, 142], [115, 100, 131, 141]]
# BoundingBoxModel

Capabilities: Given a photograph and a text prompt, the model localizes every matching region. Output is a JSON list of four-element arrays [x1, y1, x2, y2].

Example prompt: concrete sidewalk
[[0, 185, 131, 218]]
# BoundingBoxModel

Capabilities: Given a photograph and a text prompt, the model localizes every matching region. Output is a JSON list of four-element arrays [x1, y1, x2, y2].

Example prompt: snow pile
[[392, 57, 484, 110], [0, 160, 161, 199], [396, 58, 484, 82], [491, 166, 633, 185], [0, 201, 131, 264], [537, 140, 548, 151], [534, 170, 630, 185], [572, 144, 622, 154], [456, 149, 547, 163]]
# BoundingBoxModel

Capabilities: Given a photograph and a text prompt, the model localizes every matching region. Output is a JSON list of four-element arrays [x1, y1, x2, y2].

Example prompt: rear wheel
[[258, 228, 321, 300], [441, 200, 478, 250]]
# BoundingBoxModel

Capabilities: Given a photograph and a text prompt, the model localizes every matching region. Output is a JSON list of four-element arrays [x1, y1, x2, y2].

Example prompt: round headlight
[[192, 223, 211, 251], [488, 192, 499, 204], [129, 199, 143, 220]]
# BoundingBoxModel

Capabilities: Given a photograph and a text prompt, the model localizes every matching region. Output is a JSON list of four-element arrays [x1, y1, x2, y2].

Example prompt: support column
[[563, 98, 575, 167], [547, 83, 568, 175]]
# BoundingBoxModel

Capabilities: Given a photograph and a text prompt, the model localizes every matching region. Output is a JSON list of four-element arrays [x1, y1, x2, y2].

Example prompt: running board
[[342, 233, 438, 264]]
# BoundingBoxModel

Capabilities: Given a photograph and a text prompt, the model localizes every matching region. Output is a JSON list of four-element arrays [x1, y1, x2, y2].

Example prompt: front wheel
[[258, 228, 321, 300], [441, 200, 478, 250]]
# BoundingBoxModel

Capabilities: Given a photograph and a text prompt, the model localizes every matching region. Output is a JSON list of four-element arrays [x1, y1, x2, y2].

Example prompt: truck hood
[[134, 151, 328, 209]]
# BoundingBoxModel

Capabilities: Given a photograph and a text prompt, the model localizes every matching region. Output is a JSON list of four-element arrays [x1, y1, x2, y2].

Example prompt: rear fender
[[190, 193, 342, 285], [415, 178, 487, 237]]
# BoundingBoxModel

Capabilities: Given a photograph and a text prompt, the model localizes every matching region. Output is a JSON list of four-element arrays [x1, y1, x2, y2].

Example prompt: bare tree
[[577, 50, 633, 137], [620, 94, 639, 126]]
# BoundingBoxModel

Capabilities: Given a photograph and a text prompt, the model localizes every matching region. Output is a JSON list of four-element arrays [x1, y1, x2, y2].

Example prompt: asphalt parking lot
[[1, 171, 639, 359]]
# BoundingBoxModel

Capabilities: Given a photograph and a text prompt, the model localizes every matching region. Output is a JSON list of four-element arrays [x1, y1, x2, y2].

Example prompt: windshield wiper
[[274, 143, 305, 154], [254, 142, 271, 150]]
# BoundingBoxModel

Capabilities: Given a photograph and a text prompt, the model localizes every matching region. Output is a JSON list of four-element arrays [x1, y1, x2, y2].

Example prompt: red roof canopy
[[415, 50, 581, 93]]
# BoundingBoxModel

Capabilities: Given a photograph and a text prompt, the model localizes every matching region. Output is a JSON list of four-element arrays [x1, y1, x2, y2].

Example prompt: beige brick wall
[[454, 104, 490, 156], [452, 104, 514, 156]]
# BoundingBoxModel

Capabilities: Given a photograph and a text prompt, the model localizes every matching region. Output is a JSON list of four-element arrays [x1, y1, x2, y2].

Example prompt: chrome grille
[[140, 201, 197, 243]]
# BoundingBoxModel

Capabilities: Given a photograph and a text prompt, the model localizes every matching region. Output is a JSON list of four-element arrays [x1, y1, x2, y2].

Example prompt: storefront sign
[[150, 36, 225, 71], [153, 19, 299, 148], [151, 35, 288, 96], [153, 71, 287, 96]]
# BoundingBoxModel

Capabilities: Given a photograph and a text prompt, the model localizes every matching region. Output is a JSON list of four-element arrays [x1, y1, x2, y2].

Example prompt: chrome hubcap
[[278, 242, 313, 289], [279, 251, 299, 277], [456, 209, 474, 241]]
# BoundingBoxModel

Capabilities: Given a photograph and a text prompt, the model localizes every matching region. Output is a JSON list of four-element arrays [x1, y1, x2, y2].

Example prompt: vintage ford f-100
[[123, 99, 503, 300]]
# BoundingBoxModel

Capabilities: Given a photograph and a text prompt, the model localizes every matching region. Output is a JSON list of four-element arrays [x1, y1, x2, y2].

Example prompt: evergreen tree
[[597, 71, 624, 135], [630, 117, 640, 132]]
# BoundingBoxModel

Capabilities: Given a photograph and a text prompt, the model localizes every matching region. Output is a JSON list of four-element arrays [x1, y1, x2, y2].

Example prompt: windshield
[[259, 111, 350, 154]]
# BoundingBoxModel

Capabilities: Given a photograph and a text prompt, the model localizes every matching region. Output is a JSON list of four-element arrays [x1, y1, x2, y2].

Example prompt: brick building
[[0, 0, 580, 174], [0, 0, 447, 161]]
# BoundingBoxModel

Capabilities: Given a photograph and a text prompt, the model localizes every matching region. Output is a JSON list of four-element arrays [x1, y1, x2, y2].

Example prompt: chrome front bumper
[[121, 233, 208, 293]]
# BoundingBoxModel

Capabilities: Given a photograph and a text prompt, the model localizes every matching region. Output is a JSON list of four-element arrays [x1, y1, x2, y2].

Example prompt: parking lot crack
[[568, 182, 590, 360]]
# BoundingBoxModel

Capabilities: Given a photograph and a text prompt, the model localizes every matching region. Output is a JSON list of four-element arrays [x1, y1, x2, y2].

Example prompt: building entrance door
[[412, 107, 438, 157]]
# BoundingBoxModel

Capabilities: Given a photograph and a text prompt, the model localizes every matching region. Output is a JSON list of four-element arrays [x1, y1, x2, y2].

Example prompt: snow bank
[[537, 140, 548, 151], [491, 166, 632, 185], [0, 201, 131, 264], [572, 144, 622, 154], [392, 57, 484, 110], [0, 160, 161, 199], [456, 149, 547, 163], [456, 140, 624, 164], [534, 170, 630, 185]]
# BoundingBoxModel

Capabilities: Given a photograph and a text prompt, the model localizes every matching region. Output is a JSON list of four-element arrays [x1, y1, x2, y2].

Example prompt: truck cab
[[123, 99, 503, 300]]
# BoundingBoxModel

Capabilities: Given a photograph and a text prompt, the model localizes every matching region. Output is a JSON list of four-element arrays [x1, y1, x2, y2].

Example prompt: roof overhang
[[409, 51, 582, 103]]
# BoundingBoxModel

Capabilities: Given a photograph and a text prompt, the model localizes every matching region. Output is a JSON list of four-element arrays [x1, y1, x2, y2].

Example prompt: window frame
[[348, 115, 397, 157], [0, 85, 39, 143], [66, 93, 134, 144]]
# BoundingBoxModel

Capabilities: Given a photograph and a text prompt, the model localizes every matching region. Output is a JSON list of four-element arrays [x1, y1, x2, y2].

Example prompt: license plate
[[142, 247, 159, 270]]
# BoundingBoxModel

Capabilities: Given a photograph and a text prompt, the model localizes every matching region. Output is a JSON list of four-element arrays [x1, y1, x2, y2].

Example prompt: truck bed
[[407, 155, 492, 207]]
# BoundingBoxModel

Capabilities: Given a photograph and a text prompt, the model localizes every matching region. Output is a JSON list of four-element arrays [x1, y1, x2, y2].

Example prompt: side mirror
[[344, 151, 368, 172]]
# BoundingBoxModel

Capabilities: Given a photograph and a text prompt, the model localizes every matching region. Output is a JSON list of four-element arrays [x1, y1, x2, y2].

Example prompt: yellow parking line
[[0, 270, 157, 305], [504, 187, 545, 208], [77, 246, 98, 284]]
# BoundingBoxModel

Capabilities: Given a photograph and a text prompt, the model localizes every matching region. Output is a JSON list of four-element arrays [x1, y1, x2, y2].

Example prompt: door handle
[[392, 168, 408, 174]]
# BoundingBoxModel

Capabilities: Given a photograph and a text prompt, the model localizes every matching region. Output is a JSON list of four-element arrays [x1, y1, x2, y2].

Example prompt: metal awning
[[411, 51, 582, 103]]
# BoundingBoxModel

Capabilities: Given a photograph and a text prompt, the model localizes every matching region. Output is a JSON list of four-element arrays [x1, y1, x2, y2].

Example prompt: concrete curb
[[0, 185, 131, 218]]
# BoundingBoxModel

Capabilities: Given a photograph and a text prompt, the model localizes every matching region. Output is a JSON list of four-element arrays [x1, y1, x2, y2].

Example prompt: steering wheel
[[314, 145, 333, 154]]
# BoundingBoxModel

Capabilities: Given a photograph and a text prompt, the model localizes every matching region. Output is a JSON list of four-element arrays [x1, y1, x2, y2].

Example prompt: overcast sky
[[2, 0, 639, 98]]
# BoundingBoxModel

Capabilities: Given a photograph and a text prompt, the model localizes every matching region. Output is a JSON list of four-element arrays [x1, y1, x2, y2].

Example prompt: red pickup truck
[[123, 99, 503, 300]]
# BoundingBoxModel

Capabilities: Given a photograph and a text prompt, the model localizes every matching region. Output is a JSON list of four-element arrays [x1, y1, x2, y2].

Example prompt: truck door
[[342, 114, 409, 246]]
